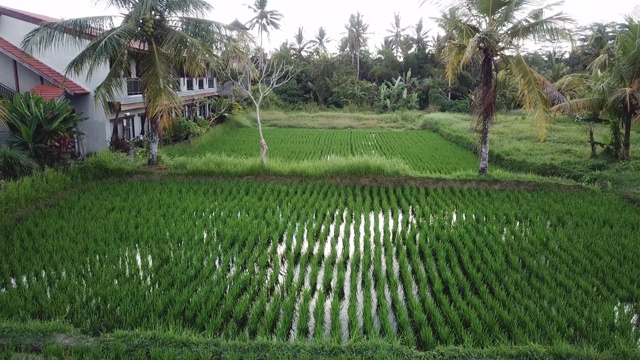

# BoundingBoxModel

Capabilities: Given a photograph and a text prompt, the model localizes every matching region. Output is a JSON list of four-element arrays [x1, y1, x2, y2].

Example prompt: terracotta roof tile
[[0, 5, 60, 25], [0, 37, 89, 95], [29, 84, 65, 100]]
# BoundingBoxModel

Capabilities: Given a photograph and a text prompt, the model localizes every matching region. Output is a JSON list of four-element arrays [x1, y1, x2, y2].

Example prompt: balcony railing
[[126, 77, 217, 97], [127, 78, 142, 96], [0, 82, 16, 100]]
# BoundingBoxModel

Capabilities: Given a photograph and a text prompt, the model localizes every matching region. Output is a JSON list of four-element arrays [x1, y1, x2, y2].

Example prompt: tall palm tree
[[556, 16, 640, 161], [412, 18, 430, 53], [291, 27, 311, 59], [385, 13, 408, 58], [246, 0, 282, 65], [431, 0, 571, 175], [21, 0, 235, 165], [342, 12, 370, 79], [310, 27, 331, 56]]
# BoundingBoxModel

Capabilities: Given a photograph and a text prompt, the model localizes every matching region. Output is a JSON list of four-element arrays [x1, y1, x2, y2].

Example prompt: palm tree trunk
[[478, 53, 496, 175], [256, 107, 268, 165], [623, 114, 631, 161], [148, 117, 159, 166], [356, 50, 360, 80]]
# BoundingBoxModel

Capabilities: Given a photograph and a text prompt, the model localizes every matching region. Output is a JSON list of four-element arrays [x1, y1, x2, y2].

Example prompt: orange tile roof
[[0, 5, 60, 25], [29, 84, 65, 100], [0, 37, 89, 95]]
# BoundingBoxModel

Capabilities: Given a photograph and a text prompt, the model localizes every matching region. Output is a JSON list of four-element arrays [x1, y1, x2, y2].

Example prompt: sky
[[1, 0, 639, 53]]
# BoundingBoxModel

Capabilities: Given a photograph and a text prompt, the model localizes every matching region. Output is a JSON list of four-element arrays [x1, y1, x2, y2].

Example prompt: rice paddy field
[[164, 127, 479, 175], [2, 179, 640, 351]]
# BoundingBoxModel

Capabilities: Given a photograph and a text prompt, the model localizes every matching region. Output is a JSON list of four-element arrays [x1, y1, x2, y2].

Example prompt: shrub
[[108, 135, 132, 153], [2, 93, 86, 160], [0, 147, 39, 180], [172, 117, 198, 142]]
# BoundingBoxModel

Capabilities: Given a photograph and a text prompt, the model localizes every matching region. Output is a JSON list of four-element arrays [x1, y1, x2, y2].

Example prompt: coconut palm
[[21, 0, 236, 165], [430, 0, 571, 175], [291, 27, 311, 58], [246, 0, 282, 65], [341, 12, 370, 79], [385, 13, 409, 58], [412, 18, 430, 53], [310, 27, 331, 56], [556, 16, 640, 160]]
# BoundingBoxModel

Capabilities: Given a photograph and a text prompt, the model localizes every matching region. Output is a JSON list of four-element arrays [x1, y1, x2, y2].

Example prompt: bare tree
[[227, 57, 296, 165]]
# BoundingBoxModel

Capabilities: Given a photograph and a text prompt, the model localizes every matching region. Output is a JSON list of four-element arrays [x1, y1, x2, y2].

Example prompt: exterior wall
[[0, 15, 112, 154], [16, 61, 41, 92], [0, 130, 9, 146], [0, 53, 15, 89], [0, 13, 218, 155]]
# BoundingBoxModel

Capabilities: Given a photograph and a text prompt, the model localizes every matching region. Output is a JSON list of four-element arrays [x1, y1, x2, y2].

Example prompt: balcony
[[0, 82, 16, 100], [125, 77, 217, 99]]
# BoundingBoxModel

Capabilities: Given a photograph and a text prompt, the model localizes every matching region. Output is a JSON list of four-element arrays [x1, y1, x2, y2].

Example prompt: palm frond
[[160, 24, 215, 78], [161, 0, 211, 17], [65, 22, 139, 81], [141, 39, 181, 130], [505, 11, 572, 43], [21, 16, 116, 54], [509, 53, 552, 140]]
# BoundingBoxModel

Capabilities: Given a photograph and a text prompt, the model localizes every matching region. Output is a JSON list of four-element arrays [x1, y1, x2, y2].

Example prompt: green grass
[[2, 179, 639, 351], [2, 321, 639, 359], [257, 110, 426, 129], [421, 112, 640, 202], [165, 125, 480, 176]]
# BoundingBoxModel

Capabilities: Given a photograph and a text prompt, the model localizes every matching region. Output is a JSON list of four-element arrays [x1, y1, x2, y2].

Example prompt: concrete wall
[[0, 15, 114, 155], [0, 130, 9, 146], [0, 53, 15, 89]]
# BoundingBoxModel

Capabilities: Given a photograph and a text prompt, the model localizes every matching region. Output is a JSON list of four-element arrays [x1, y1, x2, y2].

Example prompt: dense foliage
[[2, 93, 85, 161]]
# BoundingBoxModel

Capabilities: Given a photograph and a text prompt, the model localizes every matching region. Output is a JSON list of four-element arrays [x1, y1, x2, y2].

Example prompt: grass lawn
[[421, 112, 640, 202]]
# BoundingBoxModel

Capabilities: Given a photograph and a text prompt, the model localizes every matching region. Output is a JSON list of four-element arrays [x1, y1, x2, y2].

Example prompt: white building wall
[[0, 53, 15, 89], [0, 15, 114, 154]]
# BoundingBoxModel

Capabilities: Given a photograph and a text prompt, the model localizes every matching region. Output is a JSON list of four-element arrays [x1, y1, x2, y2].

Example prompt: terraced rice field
[[2, 179, 639, 350], [165, 128, 479, 174]]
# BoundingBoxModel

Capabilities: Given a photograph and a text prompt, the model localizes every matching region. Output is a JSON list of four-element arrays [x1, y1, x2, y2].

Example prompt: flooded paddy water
[[2, 180, 640, 349]]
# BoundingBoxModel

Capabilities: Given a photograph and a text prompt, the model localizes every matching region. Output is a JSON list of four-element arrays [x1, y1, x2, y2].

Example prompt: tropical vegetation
[[21, 0, 236, 165]]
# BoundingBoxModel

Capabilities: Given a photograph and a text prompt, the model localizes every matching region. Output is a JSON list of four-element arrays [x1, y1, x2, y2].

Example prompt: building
[[0, 5, 218, 154]]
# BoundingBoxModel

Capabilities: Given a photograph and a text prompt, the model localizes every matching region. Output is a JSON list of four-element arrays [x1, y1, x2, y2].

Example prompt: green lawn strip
[[1, 322, 638, 359], [421, 112, 640, 203]]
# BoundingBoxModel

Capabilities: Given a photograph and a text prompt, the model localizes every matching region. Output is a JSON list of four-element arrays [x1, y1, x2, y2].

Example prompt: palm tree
[[310, 27, 331, 56], [412, 18, 430, 53], [431, 0, 571, 175], [385, 13, 408, 58], [291, 27, 311, 59], [342, 12, 370, 79], [246, 0, 282, 65], [21, 0, 235, 165], [557, 17, 640, 161]]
